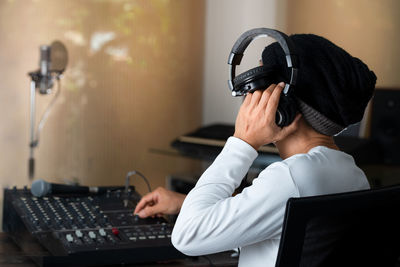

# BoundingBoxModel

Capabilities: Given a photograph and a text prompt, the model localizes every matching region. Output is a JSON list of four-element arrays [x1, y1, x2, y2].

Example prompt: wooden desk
[[0, 233, 238, 267]]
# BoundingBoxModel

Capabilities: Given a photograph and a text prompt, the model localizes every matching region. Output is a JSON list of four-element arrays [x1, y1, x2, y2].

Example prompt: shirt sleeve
[[171, 137, 300, 256]]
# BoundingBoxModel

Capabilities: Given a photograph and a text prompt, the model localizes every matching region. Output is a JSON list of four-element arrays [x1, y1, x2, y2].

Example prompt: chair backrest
[[275, 185, 400, 267]]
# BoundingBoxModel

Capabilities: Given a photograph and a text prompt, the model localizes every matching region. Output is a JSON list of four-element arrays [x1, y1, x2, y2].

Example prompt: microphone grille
[[40, 45, 51, 62], [31, 179, 51, 197]]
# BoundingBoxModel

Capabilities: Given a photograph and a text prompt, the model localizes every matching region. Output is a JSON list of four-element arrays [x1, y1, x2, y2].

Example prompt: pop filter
[[50, 40, 68, 74]]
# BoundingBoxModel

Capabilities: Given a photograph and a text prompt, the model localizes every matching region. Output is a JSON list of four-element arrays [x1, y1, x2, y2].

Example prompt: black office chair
[[275, 185, 400, 267]]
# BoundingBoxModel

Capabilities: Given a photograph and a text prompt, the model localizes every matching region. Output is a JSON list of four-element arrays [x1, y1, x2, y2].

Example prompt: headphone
[[228, 28, 298, 127]]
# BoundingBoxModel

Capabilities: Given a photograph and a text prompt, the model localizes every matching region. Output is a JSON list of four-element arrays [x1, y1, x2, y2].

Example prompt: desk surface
[[0, 233, 238, 267]]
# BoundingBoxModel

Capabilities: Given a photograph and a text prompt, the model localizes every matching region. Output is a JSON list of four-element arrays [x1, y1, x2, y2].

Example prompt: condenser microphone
[[38, 45, 53, 94], [31, 179, 121, 197]]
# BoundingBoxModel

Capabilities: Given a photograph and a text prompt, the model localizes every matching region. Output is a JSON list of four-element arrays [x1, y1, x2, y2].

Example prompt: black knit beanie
[[261, 34, 377, 136]]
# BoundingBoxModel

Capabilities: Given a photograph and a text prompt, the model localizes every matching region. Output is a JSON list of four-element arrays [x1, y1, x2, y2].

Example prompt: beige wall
[[202, 0, 287, 125], [286, 0, 400, 88], [0, 0, 204, 214]]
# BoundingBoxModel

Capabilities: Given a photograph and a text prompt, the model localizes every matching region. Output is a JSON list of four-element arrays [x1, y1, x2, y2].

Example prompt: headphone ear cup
[[276, 93, 297, 127], [233, 66, 277, 94], [233, 65, 297, 127]]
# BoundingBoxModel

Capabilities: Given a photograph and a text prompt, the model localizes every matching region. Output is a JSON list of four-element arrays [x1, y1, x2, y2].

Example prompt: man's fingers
[[249, 90, 263, 107], [137, 205, 163, 218], [134, 192, 157, 214], [137, 206, 154, 218], [242, 93, 252, 106], [265, 82, 285, 116], [259, 84, 276, 109]]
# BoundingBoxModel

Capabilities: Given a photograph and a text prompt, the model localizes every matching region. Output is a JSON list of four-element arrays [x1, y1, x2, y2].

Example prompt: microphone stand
[[29, 78, 37, 180], [27, 71, 61, 180], [28, 72, 40, 180]]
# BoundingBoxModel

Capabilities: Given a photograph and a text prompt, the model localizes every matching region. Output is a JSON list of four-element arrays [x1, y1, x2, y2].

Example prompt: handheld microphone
[[31, 179, 122, 197], [39, 45, 53, 94]]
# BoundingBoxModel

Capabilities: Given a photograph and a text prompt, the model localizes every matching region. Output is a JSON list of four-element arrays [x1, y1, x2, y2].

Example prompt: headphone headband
[[228, 28, 298, 96]]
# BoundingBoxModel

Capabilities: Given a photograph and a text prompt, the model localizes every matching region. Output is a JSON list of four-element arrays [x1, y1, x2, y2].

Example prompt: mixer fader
[[3, 186, 183, 266]]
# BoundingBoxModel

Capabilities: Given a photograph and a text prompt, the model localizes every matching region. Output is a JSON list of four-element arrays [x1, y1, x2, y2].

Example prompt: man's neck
[[275, 119, 339, 160]]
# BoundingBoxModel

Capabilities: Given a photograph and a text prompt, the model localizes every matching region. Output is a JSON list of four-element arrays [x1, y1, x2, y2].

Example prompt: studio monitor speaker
[[370, 89, 400, 164]]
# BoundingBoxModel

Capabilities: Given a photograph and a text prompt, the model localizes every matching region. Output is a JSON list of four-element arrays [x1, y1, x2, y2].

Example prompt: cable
[[33, 77, 61, 147], [124, 170, 152, 208], [125, 170, 152, 193]]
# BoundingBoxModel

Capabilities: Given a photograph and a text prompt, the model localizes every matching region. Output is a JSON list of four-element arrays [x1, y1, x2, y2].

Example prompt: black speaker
[[370, 89, 400, 164]]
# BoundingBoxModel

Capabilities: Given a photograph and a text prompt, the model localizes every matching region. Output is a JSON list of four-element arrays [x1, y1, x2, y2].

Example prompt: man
[[134, 34, 376, 266]]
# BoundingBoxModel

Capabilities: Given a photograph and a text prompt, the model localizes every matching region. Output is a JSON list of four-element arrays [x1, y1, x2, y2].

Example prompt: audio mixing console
[[2, 186, 184, 266]]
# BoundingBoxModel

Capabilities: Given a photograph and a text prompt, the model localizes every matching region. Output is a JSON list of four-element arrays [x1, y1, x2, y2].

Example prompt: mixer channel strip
[[56, 223, 174, 253]]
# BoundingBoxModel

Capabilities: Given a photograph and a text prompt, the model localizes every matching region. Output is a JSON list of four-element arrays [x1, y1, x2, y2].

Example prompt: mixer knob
[[88, 231, 96, 239], [98, 228, 107, 237], [66, 234, 74, 243], [112, 227, 119, 236], [75, 230, 83, 238]]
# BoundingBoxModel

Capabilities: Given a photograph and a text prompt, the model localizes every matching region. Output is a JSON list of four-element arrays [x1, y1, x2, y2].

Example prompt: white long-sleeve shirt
[[172, 137, 370, 267]]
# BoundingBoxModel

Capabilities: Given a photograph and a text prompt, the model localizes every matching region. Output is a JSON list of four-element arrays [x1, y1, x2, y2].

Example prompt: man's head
[[262, 34, 377, 136]]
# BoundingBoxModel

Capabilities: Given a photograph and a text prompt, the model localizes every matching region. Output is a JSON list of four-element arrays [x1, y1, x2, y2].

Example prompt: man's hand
[[233, 82, 301, 150], [134, 187, 186, 218]]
